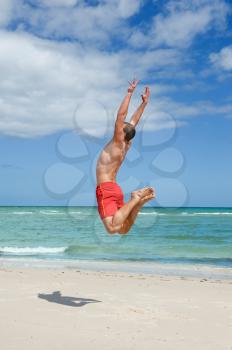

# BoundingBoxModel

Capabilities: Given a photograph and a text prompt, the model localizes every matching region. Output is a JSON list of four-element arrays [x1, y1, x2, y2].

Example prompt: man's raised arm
[[129, 87, 150, 127], [114, 79, 139, 141]]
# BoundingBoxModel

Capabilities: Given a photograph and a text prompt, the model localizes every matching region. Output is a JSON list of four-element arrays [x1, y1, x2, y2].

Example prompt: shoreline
[[1, 257, 232, 280]]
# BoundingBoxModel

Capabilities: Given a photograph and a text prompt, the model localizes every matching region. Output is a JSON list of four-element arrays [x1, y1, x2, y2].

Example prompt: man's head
[[123, 122, 136, 142]]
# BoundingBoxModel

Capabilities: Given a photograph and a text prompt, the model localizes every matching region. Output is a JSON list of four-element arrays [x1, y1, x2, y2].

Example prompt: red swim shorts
[[96, 182, 125, 220]]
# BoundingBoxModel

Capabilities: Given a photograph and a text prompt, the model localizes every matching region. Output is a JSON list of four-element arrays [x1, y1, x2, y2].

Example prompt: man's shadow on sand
[[38, 291, 101, 307]]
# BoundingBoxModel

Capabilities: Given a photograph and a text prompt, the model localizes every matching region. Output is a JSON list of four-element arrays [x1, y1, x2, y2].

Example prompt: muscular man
[[96, 80, 155, 234]]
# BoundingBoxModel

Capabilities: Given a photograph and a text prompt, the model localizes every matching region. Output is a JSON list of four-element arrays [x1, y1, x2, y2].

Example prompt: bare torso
[[96, 139, 131, 184]]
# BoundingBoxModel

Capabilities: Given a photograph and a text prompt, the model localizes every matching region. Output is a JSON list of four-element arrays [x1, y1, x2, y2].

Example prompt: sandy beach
[[0, 267, 232, 350]]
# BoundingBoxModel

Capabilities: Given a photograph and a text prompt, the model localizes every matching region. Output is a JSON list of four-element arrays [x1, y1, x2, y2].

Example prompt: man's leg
[[119, 193, 155, 234], [102, 187, 153, 234]]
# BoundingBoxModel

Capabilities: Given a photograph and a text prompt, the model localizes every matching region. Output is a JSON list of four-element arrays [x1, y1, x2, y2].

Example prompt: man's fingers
[[133, 79, 140, 86], [141, 86, 150, 102], [128, 79, 140, 88], [145, 86, 150, 96]]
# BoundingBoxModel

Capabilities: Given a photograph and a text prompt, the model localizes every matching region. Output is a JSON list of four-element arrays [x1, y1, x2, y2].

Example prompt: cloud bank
[[0, 0, 231, 138]]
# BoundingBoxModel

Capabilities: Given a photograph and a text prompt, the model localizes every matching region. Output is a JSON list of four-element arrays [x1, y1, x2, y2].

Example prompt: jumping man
[[96, 80, 155, 234]]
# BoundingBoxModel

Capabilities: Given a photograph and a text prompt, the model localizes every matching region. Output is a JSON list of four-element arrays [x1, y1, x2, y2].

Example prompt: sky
[[0, 0, 232, 207]]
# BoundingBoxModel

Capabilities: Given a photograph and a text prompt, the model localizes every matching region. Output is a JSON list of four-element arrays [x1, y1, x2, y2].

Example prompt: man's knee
[[118, 227, 129, 234], [106, 224, 129, 234], [104, 223, 120, 234], [103, 218, 130, 234], [118, 221, 130, 234], [106, 227, 117, 234]]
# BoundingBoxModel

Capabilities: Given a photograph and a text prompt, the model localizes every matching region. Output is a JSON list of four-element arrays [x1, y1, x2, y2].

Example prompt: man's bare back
[[96, 139, 131, 184], [95, 80, 155, 234]]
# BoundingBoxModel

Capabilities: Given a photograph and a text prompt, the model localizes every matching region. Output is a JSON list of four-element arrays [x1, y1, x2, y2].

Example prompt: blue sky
[[0, 0, 232, 207]]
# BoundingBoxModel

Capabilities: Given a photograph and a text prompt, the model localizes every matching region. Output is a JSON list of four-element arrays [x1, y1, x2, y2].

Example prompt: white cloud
[[0, 0, 14, 26], [117, 0, 141, 18], [0, 0, 230, 49], [141, 96, 232, 133], [210, 45, 232, 71], [130, 0, 229, 48], [0, 29, 182, 138], [38, 0, 78, 7], [152, 8, 211, 48], [117, 48, 182, 80], [8, 0, 141, 46], [0, 0, 231, 139], [38, 0, 141, 13], [0, 30, 111, 137], [0, 28, 231, 138]]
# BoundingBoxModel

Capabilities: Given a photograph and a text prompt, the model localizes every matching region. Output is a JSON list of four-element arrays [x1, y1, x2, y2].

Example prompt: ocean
[[0, 206, 232, 278]]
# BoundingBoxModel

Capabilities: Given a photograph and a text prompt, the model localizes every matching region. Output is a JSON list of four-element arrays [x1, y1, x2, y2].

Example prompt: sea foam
[[13, 211, 33, 215], [0, 246, 67, 255], [181, 212, 232, 216]]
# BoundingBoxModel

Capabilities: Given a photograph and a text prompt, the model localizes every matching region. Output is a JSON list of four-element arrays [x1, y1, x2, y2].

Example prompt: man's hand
[[141, 86, 150, 104], [128, 79, 140, 93]]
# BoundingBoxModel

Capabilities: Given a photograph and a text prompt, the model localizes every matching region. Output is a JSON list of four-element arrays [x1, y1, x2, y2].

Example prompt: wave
[[0, 246, 67, 255], [39, 210, 65, 215], [181, 212, 232, 216], [11, 210, 66, 216], [13, 211, 33, 215], [139, 212, 167, 216], [140, 211, 232, 217]]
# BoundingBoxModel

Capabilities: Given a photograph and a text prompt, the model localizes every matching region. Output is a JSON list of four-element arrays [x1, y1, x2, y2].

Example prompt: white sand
[[0, 268, 232, 350]]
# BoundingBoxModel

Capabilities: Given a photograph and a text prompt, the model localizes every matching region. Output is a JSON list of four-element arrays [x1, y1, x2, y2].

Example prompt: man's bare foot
[[131, 187, 154, 201], [141, 193, 155, 204]]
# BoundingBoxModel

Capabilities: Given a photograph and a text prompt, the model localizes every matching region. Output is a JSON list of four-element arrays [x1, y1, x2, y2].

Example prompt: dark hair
[[123, 122, 136, 142]]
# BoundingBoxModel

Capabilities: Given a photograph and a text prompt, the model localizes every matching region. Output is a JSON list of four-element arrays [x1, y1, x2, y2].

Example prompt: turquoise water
[[0, 207, 232, 270]]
